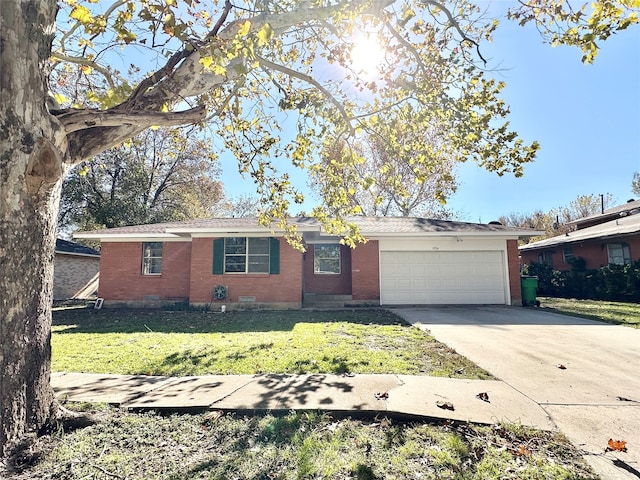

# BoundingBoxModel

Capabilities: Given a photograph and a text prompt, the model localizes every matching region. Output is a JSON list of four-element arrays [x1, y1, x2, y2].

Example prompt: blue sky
[[446, 3, 640, 222], [218, 2, 640, 222]]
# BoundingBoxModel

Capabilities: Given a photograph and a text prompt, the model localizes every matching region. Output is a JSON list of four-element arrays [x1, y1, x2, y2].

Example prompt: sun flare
[[350, 35, 385, 76]]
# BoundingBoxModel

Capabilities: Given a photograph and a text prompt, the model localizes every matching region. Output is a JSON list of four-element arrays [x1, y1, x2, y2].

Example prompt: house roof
[[519, 212, 640, 252], [74, 217, 541, 240], [569, 199, 640, 227], [55, 238, 100, 257]]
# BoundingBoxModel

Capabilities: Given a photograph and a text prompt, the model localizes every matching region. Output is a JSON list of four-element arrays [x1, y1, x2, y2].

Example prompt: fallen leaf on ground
[[476, 392, 490, 403], [607, 439, 628, 452], [514, 445, 531, 456], [436, 401, 455, 411], [556, 364, 567, 370], [616, 396, 639, 403], [374, 391, 389, 400]]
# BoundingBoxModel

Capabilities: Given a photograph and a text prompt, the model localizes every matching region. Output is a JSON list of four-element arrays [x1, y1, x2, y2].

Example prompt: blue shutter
[[213, 238, 224, 274], [269, 237, 280, 274]]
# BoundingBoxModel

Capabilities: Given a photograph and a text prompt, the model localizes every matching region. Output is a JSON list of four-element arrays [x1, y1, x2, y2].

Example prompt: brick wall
[[99, 241, 191, 301], [506, 239, 521, 305], [53, 254, 100, 300], [351, 240, 380, 301], [188, 237, 303, 305]]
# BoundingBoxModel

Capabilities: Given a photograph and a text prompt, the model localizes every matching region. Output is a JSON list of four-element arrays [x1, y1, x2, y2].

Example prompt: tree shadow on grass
[[52, 308, 407, 334]]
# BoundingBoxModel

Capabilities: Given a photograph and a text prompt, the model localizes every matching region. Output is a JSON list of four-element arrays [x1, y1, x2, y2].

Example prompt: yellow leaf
[[200, 56, 214, 69], [54, 93, 69, 105], [237, 20, 251, 36], [256, 23, 274, 46], [160, 103, 169, 113], [81, 64, 93, 74], [212, 64, 226, 76], [70, 5, 93, 24]]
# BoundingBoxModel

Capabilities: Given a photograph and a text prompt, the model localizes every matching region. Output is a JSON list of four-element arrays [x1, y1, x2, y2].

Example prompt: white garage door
[[380, 251, 507, 305]]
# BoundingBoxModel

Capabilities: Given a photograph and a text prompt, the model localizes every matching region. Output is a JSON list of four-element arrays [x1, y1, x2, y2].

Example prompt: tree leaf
[[257, 23, 274, 46], [70, 5, 93, 24]]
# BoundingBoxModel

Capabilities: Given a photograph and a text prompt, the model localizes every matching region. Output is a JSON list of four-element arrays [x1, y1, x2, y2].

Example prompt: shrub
[[523, 260, 640, 302]]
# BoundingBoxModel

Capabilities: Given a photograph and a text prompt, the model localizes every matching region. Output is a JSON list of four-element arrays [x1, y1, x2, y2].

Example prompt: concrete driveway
[[394, 306, 640, 480]]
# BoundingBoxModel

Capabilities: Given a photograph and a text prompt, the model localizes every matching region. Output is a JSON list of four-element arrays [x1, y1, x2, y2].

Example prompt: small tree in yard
[[59, 127, 224, 231], [0, 0, 637, 459]]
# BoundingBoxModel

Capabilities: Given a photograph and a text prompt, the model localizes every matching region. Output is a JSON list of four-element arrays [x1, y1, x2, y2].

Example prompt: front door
[[302, 244, 352, 295]]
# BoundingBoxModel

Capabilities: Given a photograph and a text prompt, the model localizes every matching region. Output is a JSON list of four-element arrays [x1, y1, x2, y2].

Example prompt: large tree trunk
[[0, 0, 65, 457]]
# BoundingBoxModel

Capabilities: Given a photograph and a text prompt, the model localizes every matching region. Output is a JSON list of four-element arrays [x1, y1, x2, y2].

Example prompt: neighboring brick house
[[75, 217, 539, 309], [54, 239, 100, 300], [520, 199, 640, 271]]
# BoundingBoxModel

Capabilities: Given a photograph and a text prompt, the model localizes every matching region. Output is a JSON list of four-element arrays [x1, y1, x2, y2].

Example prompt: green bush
[[524, 260, 640, 302]]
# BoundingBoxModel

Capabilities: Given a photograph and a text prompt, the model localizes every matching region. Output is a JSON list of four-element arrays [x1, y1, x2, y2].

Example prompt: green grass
[[540, 297, 640, 328], [52, 308, 492, 378], [4, 407, 597, 480]]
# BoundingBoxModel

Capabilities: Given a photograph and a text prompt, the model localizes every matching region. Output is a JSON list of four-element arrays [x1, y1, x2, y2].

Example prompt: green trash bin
[[521, 275, 539, 307]]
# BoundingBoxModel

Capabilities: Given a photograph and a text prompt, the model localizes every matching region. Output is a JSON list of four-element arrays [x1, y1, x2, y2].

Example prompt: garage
[[380, 250, 507, 305]]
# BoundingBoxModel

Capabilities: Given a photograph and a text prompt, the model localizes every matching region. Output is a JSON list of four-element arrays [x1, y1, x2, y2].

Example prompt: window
[[563, 247, 574, 264], [142, 242, 162, 275], [224, 237, 270, 273], [314, 244, 341, 274], [607, 243, 631, 265], [538, 251, 553, 265]]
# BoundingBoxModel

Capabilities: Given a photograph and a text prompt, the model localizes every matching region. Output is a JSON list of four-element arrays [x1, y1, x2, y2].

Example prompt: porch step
[[303, 294, 352, 308]]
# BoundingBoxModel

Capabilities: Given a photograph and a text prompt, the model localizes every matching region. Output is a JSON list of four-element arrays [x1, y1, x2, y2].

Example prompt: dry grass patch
[[4, 406, 598, 480]]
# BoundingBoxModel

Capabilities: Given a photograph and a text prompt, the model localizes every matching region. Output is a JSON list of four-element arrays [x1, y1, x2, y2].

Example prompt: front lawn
[[52, 308, 492, 378], [540, 297, 640, 328], [5, 406, 597, 480]]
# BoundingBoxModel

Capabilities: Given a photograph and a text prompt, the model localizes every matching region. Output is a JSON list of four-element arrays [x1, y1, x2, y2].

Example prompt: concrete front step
[[303, 294, 352, 308]]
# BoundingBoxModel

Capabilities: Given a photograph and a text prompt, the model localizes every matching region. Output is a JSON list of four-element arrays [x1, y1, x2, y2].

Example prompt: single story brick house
[[54, 238, 100, 300], [520, 200, 640, 271], [75, 217, 539, 309]]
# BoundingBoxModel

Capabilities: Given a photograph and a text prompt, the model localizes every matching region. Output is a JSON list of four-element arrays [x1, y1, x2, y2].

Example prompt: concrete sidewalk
[[51, 372, 554, 429]]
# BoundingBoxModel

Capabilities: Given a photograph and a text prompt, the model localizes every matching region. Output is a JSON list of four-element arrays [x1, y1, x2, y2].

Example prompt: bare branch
[[425, 0, 487, 64], [50, 52, 116, 90], [53, 105, 206, 133], [255, 54, 353, 133]]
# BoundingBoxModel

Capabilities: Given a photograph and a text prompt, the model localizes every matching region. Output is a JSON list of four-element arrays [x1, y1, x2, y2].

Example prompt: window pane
[[317, 259, 340, 273], [608, 243, 631, 265], [143, 242, 162, 275], [225, 237, 246, 254], [248, 255, 269, 273], [314, 245, 341, 274], [248, 237, 270, 255], [144, 258, 162, 274], [225, 255, 246, 272], [223, 237, 271, 273], [563, 248, 574, 263]]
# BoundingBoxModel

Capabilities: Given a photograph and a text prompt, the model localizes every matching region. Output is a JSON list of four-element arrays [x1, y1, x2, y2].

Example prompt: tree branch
[[50, 52, 116, 90], [255, 54, 353, 132], [424, 0, 487, 65], [53, 106, 206, 133]]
